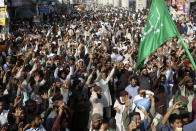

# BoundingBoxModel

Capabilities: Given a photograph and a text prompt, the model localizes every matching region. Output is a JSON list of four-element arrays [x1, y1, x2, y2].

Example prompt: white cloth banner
[[136, 0, 147, 11], [0, 0, 4, 7], [121, 0, 129, 8], [114, 0, 120, 7]]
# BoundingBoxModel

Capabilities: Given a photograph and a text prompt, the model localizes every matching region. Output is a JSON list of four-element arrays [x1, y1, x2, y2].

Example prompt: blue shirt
[[125, 85, 139, 101], [141, 118, 148, 131], [3, 62, 8, 72], [26, 124, 46, 131], [183, 119, 196, 131], [158, 123, 173, 131]]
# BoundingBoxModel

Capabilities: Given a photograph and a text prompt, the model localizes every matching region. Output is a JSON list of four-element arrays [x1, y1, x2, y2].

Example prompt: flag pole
[[178, 34, 196, 71]]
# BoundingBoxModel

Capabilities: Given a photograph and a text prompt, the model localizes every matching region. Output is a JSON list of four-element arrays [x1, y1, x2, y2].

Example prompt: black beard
[[186, 85, 193, 91], [34, 124, 40, 128], [78, 85, 83, 91], [97, 94, 102, 99], [92, 123, 102, 130], [143, 74, 148, 76], [131, 84, 136, 87]]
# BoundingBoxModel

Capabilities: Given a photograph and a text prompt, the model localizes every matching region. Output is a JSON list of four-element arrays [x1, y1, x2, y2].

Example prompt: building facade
[[95, 0, 132, 8]]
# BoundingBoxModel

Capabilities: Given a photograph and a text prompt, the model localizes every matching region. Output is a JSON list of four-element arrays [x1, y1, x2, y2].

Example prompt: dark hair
[[129, 112, 140, 118], [172, 85, 179, 96], [181, 112, 189, 119], [28, 115, 36, 123], [102, 118, 109, 124], [72, 79, 81, 87], [130, 76, 137, 81], [169, 113, 181, 124], [25, 99, 36, 106], [160, 74, 166, 80], [28, 114, 40, 123], [153, 65, 158, 68]]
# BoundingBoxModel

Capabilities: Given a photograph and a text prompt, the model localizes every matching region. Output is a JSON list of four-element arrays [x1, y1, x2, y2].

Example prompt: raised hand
[[151, 123, 156, 131], [125, 99, 131, 107], [172, 101, 183, 109], [34, 99, 41, 105], [129, 121, 137, 130], [14, 96, 23, 107], [140, 106, 148, 119], [149, 94, 154, 101], [13, 107, 22, 117], [18, 122, 24, 131], [101, 66, 106, 72], [114, 63, 117, 68], [89, 54, 93, 59], [58, 101, 65, 115]]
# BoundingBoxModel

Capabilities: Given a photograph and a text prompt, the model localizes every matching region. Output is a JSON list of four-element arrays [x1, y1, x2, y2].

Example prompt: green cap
[[176, 95, 188, 111], [7, 56, 11, 59], [68, 56, 75, 60]]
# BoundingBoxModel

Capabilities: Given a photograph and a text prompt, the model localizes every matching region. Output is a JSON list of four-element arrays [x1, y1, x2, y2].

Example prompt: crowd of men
[[0, 4, 195, 131]]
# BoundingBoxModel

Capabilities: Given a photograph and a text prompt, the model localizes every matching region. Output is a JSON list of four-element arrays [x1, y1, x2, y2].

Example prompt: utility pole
[[67, 0, 71, 15], [36, 0, 39, 16]]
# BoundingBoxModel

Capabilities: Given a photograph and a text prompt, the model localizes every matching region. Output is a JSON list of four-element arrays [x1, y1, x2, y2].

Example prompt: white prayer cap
[[121, 46, 127, 50], [123, 60, 129, 65], [78, 59, 84, 63], [52, 41, 56, 45], [16, 37, 22, 41], [113, 47, 118, 50], [48, 53, 55, 57]]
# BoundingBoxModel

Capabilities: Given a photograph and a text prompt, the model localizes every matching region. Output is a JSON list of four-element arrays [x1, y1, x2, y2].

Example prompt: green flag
[[136, 0, 178, 69], [136, 0, 196, 70]]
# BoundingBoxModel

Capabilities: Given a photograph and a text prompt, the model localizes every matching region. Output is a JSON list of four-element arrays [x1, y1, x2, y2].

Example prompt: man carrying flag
[[136, 0, 196, 71]]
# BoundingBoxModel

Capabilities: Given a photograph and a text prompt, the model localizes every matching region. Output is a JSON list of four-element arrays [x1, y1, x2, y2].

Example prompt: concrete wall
[[108, 0, 113, 5], [121, 0, 129, 8], [95, 0, 131, 8], [114, 0, 120, 7], [102, 0, 109, 5], [97, 0, 102, 4]]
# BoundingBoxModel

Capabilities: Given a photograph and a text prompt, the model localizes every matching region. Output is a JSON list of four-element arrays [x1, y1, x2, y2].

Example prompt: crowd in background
[[0, 5, 195, 131]]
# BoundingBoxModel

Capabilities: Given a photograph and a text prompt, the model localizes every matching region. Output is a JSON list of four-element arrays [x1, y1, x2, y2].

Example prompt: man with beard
[[150, 65, 158, 82], [90, 86, 103, 117], [179, 76, 195, 112], [152, 74, 170, 113], [125, 77, 139, 101], [95, 64, 116, 119], [139, 68, 151, 90], [69, 78, 89, 131], [183, 97, 196, 131], [116, 62, 131, 97], [26, 115, 46, 131], [88, 86, 103, 129], [90, 113, 105, 131], [114, 90, 129, 131], [24, 99, 37, 117]]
